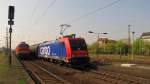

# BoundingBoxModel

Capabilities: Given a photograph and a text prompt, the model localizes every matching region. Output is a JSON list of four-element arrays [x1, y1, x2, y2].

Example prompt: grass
[[0, 52, 33, 84], [90, 54, 150, 64]]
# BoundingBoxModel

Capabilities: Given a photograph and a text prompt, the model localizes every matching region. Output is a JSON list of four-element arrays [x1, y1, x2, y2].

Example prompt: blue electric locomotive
[[36, 35, 90, 65]]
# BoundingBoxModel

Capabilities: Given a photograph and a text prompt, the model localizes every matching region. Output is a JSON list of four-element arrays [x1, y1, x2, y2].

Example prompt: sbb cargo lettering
[[40, 46, 50, 55]]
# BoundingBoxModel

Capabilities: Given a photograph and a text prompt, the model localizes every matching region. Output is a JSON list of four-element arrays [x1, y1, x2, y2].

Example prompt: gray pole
[[128, 25, 131, 56], [97, 34, 100, 58], [132, 31, 135, 60], [9, 25, 12, 66], [128, 25, 131, 46], [6, 27, 9, 55]]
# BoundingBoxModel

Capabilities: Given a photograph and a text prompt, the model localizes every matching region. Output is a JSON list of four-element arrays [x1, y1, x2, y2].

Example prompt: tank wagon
[[30, 44, 39, 59], [15, 42, 31, 60], [31, 34, 90, 66]]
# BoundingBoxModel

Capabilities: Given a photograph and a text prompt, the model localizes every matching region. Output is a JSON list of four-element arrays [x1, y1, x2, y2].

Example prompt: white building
[[141, 32, 150, 42]]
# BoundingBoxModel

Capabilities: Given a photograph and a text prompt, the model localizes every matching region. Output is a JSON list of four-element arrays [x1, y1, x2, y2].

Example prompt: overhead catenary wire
[[33, 0, 57, 24], [26, 0, 57, 44], [30, 0, 41, 21], [67, 0, 121, 24]]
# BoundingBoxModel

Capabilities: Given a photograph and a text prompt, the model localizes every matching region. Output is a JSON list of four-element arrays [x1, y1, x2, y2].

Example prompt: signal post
[[8, 6, 15, 67]]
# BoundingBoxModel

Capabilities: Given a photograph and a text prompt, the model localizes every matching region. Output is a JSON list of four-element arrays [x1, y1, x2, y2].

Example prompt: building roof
[[98, 38, 116, 43], [141, 32, 150, 37]]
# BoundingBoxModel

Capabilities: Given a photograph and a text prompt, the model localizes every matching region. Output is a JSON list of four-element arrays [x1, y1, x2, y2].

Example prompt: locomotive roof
[[39, 40, 59, 46], [38, 37, 85, 46], [17, 42, 29, 48]]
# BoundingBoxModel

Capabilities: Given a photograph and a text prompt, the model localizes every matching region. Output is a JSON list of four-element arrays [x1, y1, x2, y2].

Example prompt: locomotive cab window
[[69, 39, 87, 51], [18, 44, 29, 48]]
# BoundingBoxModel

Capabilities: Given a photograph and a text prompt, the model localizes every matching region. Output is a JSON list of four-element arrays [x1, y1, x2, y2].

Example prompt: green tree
[[133, 39, 150, 56], [115, 40, 128, 55], [105, 43, 116, 54], [88, 42, 97, 54], [133, 39, 144, 55]]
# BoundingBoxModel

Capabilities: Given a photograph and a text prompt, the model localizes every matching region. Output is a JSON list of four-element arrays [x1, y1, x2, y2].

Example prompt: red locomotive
[[15, 42, 31, 59]]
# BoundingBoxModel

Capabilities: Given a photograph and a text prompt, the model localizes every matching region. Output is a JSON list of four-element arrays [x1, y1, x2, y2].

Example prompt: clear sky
[[0, 0, 150, 48]]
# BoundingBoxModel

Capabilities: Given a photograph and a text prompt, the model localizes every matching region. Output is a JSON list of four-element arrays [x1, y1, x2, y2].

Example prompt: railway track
[[90, 69, 150, 84], [33, 59, 150, 84], [21, 61, 70, 84], [20, 59, 150, 84], [33, 60, 112, 84]]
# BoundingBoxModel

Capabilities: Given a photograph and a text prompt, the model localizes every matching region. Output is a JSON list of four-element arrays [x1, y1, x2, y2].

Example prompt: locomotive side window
[[69, 39, 87, 51]]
